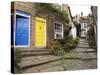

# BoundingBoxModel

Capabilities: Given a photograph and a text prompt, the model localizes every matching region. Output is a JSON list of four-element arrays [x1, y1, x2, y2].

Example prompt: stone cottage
[[11, 2, 71, 49]]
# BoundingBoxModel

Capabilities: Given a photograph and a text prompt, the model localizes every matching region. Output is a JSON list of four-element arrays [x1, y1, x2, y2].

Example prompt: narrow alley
[[17, 38, 97, 73], [63, 38, 97, 70]]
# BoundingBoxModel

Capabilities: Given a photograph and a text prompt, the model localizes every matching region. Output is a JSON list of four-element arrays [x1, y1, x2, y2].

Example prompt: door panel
[[35, 17, 46, 47], [15, 15, 29, 46]]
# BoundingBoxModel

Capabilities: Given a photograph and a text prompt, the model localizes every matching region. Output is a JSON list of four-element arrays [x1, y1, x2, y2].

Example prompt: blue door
[[15, 15, 29, 46]]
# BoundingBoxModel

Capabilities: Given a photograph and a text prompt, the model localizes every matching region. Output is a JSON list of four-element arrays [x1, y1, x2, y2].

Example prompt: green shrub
[[74, 37, 79, 44], [64, 36, 79, 51], [48, 40, 65, 56], [58, 39, 66, 45], [48, 36, 79, 54]]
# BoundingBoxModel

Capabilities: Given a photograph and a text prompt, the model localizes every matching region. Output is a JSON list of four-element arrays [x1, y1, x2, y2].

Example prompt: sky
[[58, 0, 92, 17], [68, 4, 91, 16]]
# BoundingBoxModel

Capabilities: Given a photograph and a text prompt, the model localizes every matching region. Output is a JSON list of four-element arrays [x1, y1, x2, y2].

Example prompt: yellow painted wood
[[35, 17, 46, 47]]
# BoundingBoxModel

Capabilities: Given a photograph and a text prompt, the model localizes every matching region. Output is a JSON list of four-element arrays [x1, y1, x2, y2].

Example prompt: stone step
[[79, 40, 88, 43], [22, 51, 51, 57], [22, 54, 97, 73], [77, 44, 91, 48], [79, 41, 88, 45], [22, 59, 64, 73], [20, 48, 49, 52], [78, 42, 88, 45], [64, 52, 97, 60], [19, 51, 97, 69], [18, 51, 97, 73], [18, 55, 62, 70], [71, 48, 96, 53], [40, 65, 64, 72], [21, 49, 51, 57], [78, 40, 88, 43], [22, 49, 49, 52]]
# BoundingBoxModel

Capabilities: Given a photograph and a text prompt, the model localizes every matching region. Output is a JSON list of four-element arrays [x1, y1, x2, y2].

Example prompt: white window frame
[[81, 23, 84, 29], [84, 23, 87, 28], [54, 22, 63, 39], [14, 10, 30, 47], [81, 23, 87, 29]]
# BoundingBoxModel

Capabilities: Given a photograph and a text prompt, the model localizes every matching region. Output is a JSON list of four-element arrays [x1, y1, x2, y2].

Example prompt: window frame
[[54, 22, 63, 39], [14, 10, 30, 47]]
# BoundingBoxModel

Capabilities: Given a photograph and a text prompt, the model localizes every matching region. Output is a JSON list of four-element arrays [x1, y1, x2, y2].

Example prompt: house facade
[[80, 19, 88, 38], [70, 22, 77, 39], [73, 13, 91, 38], [11, 2, 69, 49], [62, 4, 77, 39], [68, 7, 77, 39]]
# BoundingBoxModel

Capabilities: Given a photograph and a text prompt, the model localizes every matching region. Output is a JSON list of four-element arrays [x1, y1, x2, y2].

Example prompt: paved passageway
[[18, 38, 97, 73]]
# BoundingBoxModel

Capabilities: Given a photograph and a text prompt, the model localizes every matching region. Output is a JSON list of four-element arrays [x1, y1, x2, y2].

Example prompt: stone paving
[[18, 38, 97, 73], [61, 38, 97, 71]]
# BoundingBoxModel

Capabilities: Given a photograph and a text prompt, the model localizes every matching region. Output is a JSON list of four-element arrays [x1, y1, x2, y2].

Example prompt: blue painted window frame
[[15, 10, 30, 47]]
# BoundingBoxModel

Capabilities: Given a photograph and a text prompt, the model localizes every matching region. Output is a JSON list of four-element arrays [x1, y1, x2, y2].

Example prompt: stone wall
[[11, 1, 66, 49]]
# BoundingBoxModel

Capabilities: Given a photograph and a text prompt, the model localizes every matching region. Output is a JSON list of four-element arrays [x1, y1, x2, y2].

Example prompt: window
[[84, 23, 87, 28], [54, 23, 63, 39], [15, 10, 30, 47], [81, 23, 84, 29], [81, 23, 87, 29]]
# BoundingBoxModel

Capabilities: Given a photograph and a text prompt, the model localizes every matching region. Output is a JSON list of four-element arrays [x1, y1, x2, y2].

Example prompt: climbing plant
[[87, 25, 96, 49], [34, 3, 70, 24]]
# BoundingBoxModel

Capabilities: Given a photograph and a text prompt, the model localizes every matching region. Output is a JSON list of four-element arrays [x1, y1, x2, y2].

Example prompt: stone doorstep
[[21, 51, 51, 57], [22, 51, 50, 55], [21, 49, 49, 52], [18, 55, 62, 69]]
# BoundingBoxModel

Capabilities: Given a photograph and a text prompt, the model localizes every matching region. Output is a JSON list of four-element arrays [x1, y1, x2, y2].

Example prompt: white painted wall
[[70, 23, 77, 39]]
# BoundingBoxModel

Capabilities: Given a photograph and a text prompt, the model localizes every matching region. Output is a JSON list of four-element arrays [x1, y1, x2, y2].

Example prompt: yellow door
[[35, 17, 46, 47]]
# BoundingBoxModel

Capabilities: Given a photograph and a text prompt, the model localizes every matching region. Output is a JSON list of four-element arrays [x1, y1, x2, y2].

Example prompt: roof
[[68, 6, 77, 26]]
